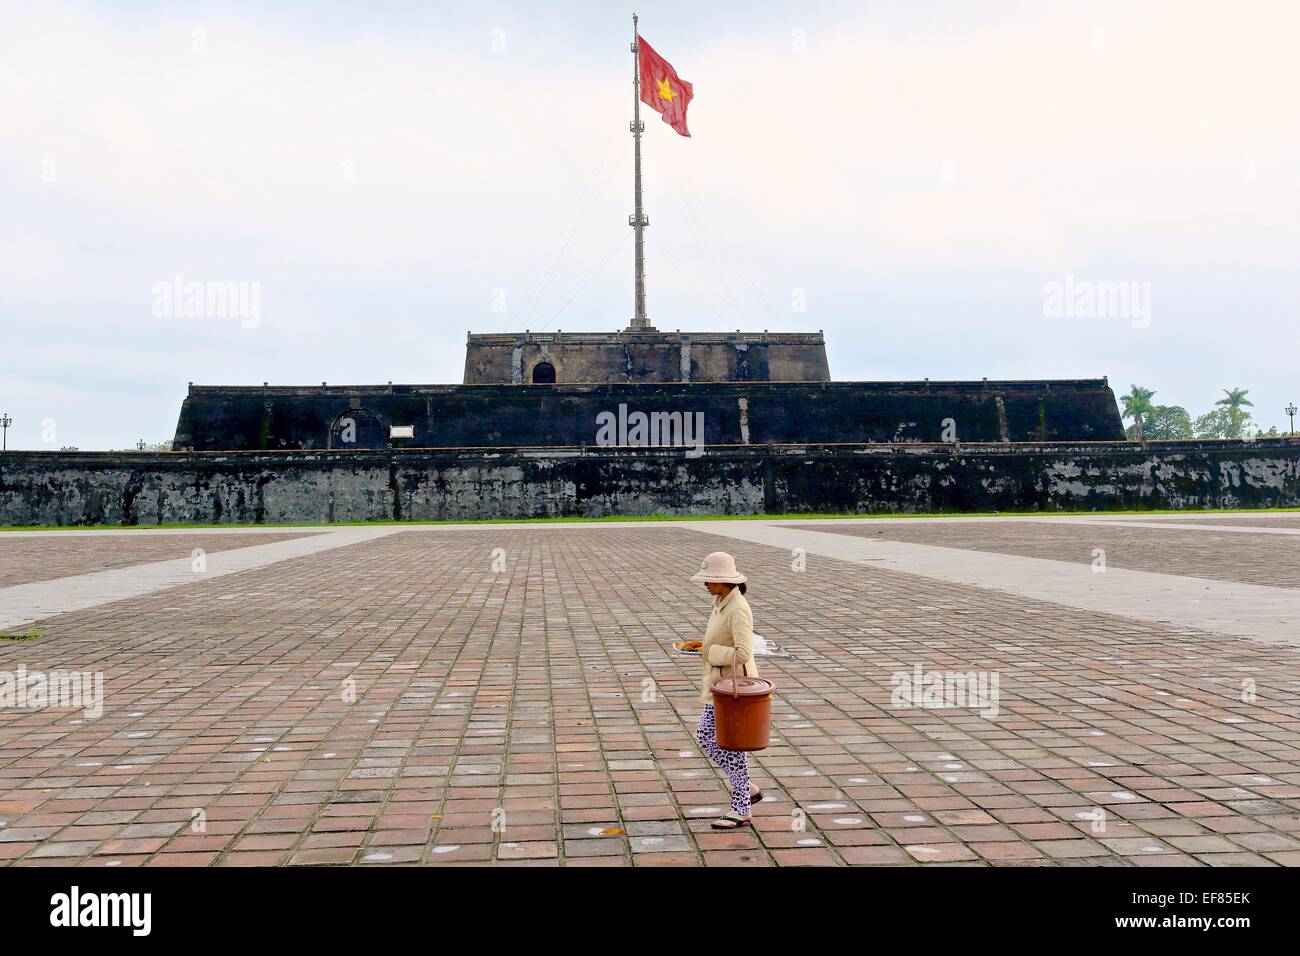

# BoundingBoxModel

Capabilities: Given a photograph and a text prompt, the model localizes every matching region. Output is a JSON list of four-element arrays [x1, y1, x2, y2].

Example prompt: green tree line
[[1120, 386, 1286, 440]]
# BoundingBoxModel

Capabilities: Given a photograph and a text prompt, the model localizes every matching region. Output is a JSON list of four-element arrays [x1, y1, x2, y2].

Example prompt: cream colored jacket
[[698, 586, 758, 703]]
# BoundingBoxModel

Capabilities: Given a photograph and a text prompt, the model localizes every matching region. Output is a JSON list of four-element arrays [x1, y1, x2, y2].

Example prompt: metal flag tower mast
[[628, 13, 654, 331]]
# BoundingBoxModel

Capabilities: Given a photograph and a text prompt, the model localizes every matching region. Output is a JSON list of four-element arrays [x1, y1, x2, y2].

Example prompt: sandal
[[750, 786, 764, 805], [711, 814, 752, 830]]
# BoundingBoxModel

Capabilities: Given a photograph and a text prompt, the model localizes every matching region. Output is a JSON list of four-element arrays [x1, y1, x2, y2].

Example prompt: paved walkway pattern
[[1, 514, 1298, 866], [0, 531, 318, 589]]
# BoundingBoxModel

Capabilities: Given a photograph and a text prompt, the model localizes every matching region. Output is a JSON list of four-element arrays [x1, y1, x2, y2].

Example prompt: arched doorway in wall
[[327, 407, 387, 449], [531, 361, 556, 384]]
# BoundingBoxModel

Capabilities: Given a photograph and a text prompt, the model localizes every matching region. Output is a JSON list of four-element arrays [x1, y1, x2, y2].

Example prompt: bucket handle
[[728, 641, 749, 698]]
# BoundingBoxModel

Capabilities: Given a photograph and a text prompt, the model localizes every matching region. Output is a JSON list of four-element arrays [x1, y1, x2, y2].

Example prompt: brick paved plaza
[[2, 513, 1299, 867]]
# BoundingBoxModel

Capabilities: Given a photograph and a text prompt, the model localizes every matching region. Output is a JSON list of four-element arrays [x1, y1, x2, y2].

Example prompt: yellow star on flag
[[638, 34, 693, 136]]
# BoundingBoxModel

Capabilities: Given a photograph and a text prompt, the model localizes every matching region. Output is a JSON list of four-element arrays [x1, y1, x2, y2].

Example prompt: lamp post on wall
[[0, 413, 11, 451], [1287, 403, 1297, 436], [136, 439, 147, 451]]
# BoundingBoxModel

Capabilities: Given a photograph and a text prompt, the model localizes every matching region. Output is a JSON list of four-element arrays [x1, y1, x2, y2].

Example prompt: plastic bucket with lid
[[710, 672, 775, 751]]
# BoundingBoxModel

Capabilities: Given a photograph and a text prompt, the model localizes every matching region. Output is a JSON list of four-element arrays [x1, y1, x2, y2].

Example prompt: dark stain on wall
[[173, 379, 1126, 451], [3, 439, 1297, 525], [462, 331, 830, 385]]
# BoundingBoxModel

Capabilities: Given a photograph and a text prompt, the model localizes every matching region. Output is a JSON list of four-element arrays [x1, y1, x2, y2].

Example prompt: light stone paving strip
[[0, 532, 321, 589], [0, 527, 401, 632], [775, 512, 1300, 525], [0, 527, 340, 538], [760, 512, 1300, 533], [1085, 512, 1300, 526], [784, 520, 1300, 590], [1135, 520, 1300, 531], [1075, 521, 1300, 536], [686, 522, 1300, 648]]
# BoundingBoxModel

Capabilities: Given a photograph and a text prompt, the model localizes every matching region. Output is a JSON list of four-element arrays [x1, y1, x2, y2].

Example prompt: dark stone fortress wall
[[3, 439, 1297, 526], [462, 330, 832, 384], [173, 379, 1125, 451]]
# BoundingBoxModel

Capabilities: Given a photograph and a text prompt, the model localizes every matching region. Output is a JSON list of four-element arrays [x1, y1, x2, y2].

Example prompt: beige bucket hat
[[689, 551, 747, 585]]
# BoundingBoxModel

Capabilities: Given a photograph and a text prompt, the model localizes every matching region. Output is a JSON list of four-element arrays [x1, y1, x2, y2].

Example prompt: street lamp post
[[1287, 403, 1297, 436], [136, 439, 147, 451], [0, 413, 11, 451]]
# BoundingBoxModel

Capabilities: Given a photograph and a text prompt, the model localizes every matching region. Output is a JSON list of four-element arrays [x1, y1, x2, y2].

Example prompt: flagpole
[[629, 12, 651, 331]]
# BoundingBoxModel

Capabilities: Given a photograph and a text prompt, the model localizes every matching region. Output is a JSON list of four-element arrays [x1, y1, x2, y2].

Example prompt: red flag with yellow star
[[638, 35, 693, 137]]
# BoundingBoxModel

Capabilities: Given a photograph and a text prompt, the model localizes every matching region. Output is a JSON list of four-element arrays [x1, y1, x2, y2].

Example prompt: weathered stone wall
[[3, 439, 1297, 525], [462, 330, 831, 384], [174, 379, 1125, 451]]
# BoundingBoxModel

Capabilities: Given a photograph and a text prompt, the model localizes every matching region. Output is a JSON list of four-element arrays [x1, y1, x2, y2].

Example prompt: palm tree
[[1120, 385, 1156, 439], [1215, 388, 1253, 412]]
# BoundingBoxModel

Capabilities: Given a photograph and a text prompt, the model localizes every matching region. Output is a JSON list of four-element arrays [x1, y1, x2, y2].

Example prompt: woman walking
[[689, 551, 762, 829]]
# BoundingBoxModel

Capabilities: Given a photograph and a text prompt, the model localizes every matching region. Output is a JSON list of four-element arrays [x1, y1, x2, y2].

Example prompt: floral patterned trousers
[[696, 704, 751, 817]]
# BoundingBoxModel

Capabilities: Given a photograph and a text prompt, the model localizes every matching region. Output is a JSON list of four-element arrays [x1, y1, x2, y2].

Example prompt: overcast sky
[[2, 0, 1297, 449]]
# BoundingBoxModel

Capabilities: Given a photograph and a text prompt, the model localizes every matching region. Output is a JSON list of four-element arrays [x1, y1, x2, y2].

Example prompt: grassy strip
[[0, 628, 41, 642], [2, 506, 1297, 532]]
